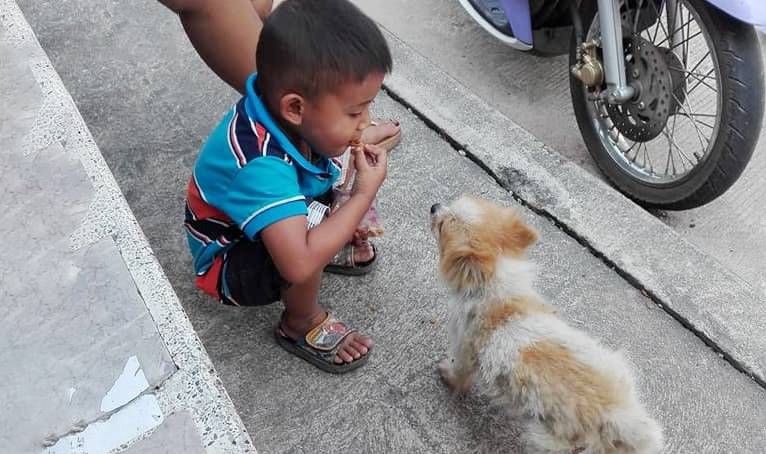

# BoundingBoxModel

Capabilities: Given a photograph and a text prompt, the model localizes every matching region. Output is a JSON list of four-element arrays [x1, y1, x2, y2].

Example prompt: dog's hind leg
[[521, 419, 573, 454]]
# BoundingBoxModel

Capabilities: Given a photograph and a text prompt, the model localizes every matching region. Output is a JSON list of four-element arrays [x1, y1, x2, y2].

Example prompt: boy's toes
[[334, 333, 372, 364], [348, 339, 369, 356], [357, 334, 374, 349], [335, 349, 355, 364]]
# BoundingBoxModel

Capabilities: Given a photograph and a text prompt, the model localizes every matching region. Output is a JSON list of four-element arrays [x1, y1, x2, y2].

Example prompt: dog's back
[[476, 300, 663, 454]]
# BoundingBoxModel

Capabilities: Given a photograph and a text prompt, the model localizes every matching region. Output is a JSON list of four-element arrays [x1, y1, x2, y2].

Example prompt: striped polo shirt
[[185, 73, 340, 301]]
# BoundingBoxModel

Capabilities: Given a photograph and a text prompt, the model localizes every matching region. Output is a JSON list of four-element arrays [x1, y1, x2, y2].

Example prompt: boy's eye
[[349, 112, 363, 118]]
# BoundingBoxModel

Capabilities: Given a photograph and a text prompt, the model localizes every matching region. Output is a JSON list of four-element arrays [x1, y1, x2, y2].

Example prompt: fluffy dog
[[430, 196, 663, 454]]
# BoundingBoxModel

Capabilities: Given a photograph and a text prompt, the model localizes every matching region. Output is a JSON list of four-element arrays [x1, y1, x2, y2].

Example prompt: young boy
[[184, 0, 391, 373]]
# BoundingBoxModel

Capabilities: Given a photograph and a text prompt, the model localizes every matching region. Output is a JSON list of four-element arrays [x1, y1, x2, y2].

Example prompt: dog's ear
[[501, 216, 539, 255], [513, 219, 539, 250], [440, 239, 497, 294]]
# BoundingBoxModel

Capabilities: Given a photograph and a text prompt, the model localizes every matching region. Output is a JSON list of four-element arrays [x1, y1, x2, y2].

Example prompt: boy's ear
[[279, 93, 305, 126]]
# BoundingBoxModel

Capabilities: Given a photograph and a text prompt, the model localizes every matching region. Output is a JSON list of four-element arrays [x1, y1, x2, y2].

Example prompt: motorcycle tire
[[570, 0, 764, 210]]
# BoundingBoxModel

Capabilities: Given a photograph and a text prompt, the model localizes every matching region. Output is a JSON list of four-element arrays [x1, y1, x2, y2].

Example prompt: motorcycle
[[459, 0, 766, 209]]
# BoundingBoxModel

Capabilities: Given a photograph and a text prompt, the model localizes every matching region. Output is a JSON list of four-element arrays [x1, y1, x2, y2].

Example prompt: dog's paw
[[437, 358, 454, 379], [438, 358, 472, 394], [437, 358, 457, 387]]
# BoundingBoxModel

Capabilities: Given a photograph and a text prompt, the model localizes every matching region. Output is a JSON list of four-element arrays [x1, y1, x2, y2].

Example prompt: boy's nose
[[358, 109, 371, 130]]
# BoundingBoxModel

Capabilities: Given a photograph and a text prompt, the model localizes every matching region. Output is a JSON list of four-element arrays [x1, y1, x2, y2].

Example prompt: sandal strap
[[329, 244, 355, 268], [304, 313, 357, 352]]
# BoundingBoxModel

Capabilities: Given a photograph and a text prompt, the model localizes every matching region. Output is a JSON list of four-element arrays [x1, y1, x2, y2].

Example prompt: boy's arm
[[261, 145, 387, 284], [261, 191, 376, 284]]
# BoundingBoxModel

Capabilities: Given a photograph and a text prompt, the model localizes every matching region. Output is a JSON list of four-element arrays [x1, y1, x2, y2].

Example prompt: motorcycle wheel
[[570, 0, 764, 209]]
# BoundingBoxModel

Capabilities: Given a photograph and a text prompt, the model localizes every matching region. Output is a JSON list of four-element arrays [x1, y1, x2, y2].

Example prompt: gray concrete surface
[[124, 412, 205, 454], [352, 0, 766, 298], [11, 0, 766, 451], [0, 2, 253, 452]]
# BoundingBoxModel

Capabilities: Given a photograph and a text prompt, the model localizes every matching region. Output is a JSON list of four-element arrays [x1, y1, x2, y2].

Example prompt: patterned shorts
[[221, 237, 289, 306]]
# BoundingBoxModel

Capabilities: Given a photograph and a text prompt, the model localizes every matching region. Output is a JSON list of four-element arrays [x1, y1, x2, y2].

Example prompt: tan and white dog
[[430, 196, 663, 454]]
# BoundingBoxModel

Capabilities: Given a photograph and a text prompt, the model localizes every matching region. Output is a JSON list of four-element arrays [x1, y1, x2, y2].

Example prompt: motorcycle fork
[[596, 0, 636, 103]]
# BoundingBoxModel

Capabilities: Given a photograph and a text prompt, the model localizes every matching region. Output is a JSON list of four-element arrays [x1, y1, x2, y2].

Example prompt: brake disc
[[606, 36, 673, 142]]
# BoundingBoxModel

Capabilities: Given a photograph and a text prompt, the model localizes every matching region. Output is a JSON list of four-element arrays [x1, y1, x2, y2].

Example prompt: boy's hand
[[352, 144, 387, 198]]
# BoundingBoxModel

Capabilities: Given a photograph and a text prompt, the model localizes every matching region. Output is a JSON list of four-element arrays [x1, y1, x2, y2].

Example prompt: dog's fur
[[431, 196, 663, 454]]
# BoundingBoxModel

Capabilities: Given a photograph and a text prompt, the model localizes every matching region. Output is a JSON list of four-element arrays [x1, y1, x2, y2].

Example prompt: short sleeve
[[223, 156, 308, 239]]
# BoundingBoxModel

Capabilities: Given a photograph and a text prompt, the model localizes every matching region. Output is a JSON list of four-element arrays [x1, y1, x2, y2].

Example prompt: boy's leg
[[280, 270, 373, 364], [223, 238, 372, 365]]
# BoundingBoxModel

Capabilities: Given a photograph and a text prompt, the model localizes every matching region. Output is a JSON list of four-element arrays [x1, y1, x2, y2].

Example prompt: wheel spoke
[[664, 114, 698, 168], [651, 11, 662, 43], [623, 140, 639, 160], [686, 50, 710, 74], [633, 0, 645, 33], [683, 5, 692, 65], [669, 66, 718, 92], [676, 112, 715, 130], [664, 131, 675, 175], [686, 66, 717, 96], [665, 111, 677, 174], [668, 67, 717, 83], [672, 91, 710, 151], [630, 142, 643, 164], [649, 0, 671, 44], [669, 29, 703, 50], [655, 16, 694, 48], [680, 112, 716, 118], [641, 140, 654, 173], [664, 129, 697, 168]]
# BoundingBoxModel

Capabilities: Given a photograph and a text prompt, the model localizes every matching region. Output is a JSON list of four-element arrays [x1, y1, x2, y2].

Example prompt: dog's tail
[[600, 405, 664, 454]]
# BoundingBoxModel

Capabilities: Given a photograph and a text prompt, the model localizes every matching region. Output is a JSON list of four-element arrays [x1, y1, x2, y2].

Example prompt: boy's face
[[283, 72, 385, 158]]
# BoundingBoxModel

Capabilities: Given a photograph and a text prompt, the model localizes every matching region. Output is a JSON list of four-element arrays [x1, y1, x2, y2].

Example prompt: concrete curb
[[381, 29, 766, 386], [1, 1, 255, 451]]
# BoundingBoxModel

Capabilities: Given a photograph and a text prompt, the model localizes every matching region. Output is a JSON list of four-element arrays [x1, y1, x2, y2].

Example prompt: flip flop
[[275, 312, 370, 374], [324, 243, 377, 276]]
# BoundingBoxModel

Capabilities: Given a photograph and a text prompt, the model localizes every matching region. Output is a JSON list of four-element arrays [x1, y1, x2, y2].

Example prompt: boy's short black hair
[[256, 0, 392, 100]]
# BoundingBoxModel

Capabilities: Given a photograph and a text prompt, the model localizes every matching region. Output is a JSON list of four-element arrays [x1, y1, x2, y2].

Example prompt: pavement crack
[[41, 387, 162, 448]]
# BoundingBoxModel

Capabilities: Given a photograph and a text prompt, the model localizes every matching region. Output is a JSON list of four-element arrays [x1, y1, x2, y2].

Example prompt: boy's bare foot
[[361, 119, 400, 150], [281, 311, 374, 364]]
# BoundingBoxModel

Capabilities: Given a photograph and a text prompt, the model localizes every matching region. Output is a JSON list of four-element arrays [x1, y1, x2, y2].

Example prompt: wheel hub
[[606, 36, 674, 142]]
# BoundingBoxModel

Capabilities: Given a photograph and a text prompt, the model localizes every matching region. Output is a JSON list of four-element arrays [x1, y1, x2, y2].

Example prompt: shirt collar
[[244, 73, 332, 178]]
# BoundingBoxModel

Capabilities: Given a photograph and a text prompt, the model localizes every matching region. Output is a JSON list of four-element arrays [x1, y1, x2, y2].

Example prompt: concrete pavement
[[0, 2, 253, 452], [7, 0, 766, 452]]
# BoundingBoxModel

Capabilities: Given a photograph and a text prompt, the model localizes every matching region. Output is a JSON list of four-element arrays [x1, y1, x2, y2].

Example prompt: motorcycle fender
[[702, 0, 766, 26]]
